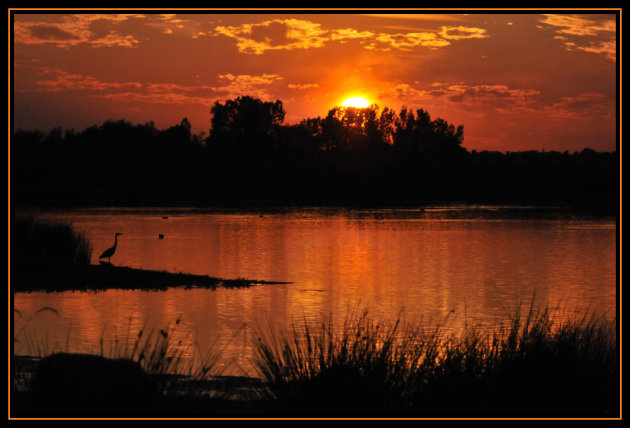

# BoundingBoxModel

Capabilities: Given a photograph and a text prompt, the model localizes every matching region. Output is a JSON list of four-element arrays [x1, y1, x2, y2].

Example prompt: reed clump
[[12, 215, 92, 267], [104, 317, 226, 398], [253, 303, 618, 417]]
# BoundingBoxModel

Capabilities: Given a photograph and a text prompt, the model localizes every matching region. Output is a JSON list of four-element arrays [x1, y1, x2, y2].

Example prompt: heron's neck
[[113, 235, 118, 247]]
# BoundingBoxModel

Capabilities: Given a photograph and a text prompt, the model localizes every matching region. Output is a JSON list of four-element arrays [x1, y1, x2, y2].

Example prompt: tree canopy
[[11, 96, 617, 208]]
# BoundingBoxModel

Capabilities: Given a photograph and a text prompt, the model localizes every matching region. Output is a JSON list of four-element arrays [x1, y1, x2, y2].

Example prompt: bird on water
[[99, 232, 123, 264]]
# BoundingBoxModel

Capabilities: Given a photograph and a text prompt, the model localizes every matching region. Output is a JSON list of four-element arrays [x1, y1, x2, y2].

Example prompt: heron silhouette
[[99, 232, 123, 264]]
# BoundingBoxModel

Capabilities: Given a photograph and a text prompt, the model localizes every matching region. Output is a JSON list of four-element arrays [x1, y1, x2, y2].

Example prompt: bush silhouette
[[30, 353, 158, 416]]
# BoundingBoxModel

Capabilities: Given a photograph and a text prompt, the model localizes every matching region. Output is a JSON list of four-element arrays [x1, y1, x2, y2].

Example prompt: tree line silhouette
[[11, 96, 618, 209]]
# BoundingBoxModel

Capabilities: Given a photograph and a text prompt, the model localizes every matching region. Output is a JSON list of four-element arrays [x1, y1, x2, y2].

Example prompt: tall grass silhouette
[[101, 316, 230, 399], [13, 301, 618, 417], [252, 302, 618, 417], [12, 215, 92, 266]]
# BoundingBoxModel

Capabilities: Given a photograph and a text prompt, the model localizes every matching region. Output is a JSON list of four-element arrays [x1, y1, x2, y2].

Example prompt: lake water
[[12, 206, 618, 377]]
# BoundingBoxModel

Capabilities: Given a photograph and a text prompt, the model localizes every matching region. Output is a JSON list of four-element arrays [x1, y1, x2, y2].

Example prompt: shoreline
[[12, 263, 291, 293], [12, 354, 266, 400], [13, 203, 618, 216]]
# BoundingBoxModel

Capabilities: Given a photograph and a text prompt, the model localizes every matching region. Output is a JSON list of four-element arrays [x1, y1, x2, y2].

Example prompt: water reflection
[[13, 207, 617, 376]]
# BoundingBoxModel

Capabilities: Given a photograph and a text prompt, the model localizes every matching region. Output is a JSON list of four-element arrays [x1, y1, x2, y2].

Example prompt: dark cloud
[[29, 24, 80, 41], [248, 21, 291, 47]]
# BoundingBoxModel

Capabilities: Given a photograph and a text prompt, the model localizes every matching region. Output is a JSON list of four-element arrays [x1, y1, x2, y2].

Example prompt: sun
[[341, 96, 371, 108]]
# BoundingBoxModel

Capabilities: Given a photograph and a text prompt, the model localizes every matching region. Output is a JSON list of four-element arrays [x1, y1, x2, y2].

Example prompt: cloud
[[538, 14, 616, 61], [330, 28, 375, 41], [441, 84, 540, 102], [404, 82, 611, 121], [14, 14, 143, 48], [89, 32, 140, 48], [369, 31, 450, 50], [571, 39, 616, 62], [288, 83, 319, 90], [159, 14, 185, 25], [214, 19, 328, 54], [143, 13, 192, 35], [361, 14, 464, 22], [217, 73, 283, 86], [98, 90, 212, 106], [213, 18, 488, 54], [34, 67, 143, 92], [211, 73, 284, 101], [191, 31, 207, 39], [539, 14, 616, 37], [542, 92, 614, 120], [23, 66, 283, 106], [26, 24, 81, 42], [438, 26, 488, 40], [388, 81, 540, 112]]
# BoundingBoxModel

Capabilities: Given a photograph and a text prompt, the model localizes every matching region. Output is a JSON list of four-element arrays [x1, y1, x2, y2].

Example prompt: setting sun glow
[[341, 96, 371, 108]]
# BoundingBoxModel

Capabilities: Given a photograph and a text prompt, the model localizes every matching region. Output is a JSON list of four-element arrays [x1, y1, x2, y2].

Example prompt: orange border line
[[7, 7, 622, 422]]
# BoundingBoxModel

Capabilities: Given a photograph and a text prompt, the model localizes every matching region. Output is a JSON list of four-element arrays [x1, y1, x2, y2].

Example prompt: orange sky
[[11, 10, 618, 152]]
